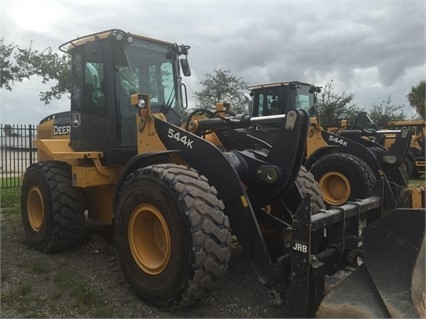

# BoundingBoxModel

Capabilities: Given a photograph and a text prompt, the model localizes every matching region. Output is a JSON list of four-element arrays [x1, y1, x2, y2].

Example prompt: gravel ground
[[1, 213, 285, 318]]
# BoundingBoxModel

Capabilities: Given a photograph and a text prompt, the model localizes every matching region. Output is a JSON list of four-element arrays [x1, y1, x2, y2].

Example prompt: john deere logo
[[53, 125, 71, 136], [72, 113, 81, 128]]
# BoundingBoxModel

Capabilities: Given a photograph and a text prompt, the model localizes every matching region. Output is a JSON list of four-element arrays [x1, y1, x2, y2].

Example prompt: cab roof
[[248, 81, 314, 90], [59, 29, 173, 53]]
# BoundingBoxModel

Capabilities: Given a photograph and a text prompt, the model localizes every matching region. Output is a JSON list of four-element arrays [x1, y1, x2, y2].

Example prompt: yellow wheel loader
[[22, 30, 425, 317], [331, 114, 426, 179], [386, 120, 426, 178], [247, 81, 424, 210]]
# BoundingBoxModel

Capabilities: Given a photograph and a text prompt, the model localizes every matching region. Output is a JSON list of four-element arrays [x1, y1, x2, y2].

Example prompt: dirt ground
[[1, 212, 286, 318]]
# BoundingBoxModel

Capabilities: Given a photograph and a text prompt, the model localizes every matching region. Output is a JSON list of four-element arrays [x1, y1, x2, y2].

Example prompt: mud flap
[[317, 209, 425, 318]]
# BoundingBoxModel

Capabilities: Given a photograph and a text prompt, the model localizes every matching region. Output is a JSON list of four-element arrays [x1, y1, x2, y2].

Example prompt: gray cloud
[[1, 0, 424, 124]]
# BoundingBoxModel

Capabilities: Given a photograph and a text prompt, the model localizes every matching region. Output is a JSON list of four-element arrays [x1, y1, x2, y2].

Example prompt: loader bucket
[[363, 209, 425, 318], [317, 209, 425, 318]]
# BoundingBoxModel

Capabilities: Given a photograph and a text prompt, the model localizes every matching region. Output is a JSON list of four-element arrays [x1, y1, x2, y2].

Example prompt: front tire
[[309, 153, 376, 206], [114, 164, 231, 308], [294, 165, 325, 214], [265, 166, 325, 260], [21, 161, 86, 252]]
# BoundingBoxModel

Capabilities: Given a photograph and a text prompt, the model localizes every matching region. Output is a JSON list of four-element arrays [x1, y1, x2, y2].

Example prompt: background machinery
[[22, 30, 425, 317], [247, 81, 423, 209], [385, 120, 426, 178], [333, 114, 426, 179]]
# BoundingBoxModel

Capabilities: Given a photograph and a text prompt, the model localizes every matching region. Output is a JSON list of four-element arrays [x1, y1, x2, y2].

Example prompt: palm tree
[[407, 80, 425, 119]]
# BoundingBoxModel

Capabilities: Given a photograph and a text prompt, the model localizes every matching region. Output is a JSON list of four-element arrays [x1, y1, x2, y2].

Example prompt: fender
[[113, 150, 179, 207], [321, 130, 385, 173], [304, 145, 338, 169], [337, 128, 411, 186]]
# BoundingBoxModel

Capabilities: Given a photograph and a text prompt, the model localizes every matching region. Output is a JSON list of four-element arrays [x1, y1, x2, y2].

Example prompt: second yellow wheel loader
[[385, 120, 425, 178], [247, 81, 424, 209], [22, 30, 425, 317]]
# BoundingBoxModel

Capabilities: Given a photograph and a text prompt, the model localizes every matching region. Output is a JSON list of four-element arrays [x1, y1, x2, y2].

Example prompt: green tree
[[2, 124, 20, 137], [194, 68, 248, 113], [316, 80, 362, 129], [368, 96, 406, 128], [3, 124, 13, 136], [0, 38, 71, 104], [15, 43, 71, 104], [0, 39, 26, 90], [407, 80, 425, 119]]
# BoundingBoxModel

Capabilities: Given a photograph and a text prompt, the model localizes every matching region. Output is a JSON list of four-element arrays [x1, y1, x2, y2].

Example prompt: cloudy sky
[[1, 0, 424, 124]]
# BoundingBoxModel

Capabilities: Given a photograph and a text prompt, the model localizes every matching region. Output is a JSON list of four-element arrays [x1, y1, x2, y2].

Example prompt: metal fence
[[0, 124, 37, 188]]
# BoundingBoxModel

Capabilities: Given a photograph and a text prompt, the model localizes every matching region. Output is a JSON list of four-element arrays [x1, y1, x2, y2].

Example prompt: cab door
[[70, 41, 111, 150]]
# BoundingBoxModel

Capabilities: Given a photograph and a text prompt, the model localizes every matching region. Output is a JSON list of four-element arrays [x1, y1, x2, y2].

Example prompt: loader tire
[[21, 161, 86, 252], [295, 165, 325, 214], [114, 164, 231, 308], [295, 166, 326, 255], [310, 153, 376, 206], [266, 166, 325, 260]]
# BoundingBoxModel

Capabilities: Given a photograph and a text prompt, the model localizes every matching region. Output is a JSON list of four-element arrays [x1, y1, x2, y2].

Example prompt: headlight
[[138, 98, 146, 109], [126, 35, 134, 44]]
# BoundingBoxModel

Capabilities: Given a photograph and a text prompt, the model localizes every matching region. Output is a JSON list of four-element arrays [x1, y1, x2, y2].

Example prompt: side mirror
[[180, 57, 191, 77]]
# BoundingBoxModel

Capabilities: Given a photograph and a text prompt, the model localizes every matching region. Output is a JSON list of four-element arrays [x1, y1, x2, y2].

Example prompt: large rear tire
[[309, 153, 376, 206], [21, 161, 86, 252], [114, 164, 231, 308]]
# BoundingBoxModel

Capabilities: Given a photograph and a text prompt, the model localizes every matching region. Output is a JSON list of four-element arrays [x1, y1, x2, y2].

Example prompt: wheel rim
[[128, 203, 171, 275], [27, 186, 45, 232], [319, 171, 351, 206]]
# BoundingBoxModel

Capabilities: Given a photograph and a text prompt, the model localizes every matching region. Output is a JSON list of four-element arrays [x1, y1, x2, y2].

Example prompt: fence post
[[29, 124, 33, 165]]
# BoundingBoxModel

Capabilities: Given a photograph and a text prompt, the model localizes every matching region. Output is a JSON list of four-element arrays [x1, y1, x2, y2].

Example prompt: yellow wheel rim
[[128, 203, 171, 275], [319, 171, 351, 206], [27, 186, 45, 232]]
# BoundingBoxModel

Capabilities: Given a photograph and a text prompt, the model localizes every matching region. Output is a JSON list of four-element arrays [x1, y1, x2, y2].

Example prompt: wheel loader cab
[[247, 81, 319, 145], [249, 81, 318, 118], [61, 29, 188, 164]]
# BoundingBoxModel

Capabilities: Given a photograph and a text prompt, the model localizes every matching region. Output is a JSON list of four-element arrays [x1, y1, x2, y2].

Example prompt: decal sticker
[[72, 113, 81, 128], [240, 195, 248, 208], [167, 128, 194, 149], [328, 135, 348, 147], [292, 242, 308, 253], [53, 125, 71, 136]]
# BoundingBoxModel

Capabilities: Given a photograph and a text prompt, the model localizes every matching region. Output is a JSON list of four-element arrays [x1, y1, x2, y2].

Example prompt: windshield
[[251, 83, 317, 117], [290, 84, 315, 117], [115, 38, 180, 110], [253, 87, 283, 116]]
